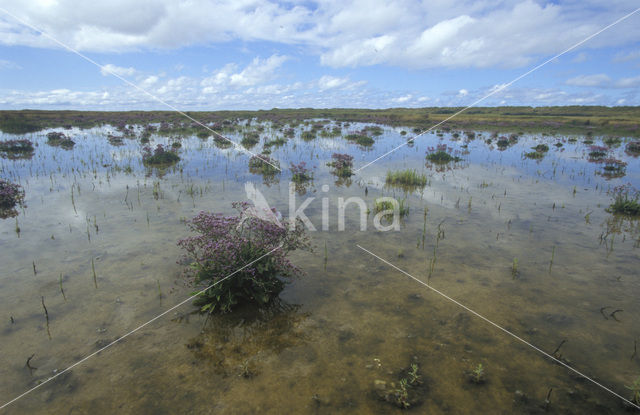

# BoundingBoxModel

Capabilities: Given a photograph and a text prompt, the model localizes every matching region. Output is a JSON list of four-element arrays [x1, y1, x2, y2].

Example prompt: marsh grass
[[374, 198, 409, 217], [385, 170, 427, 189], [607, 185, 640, 217]]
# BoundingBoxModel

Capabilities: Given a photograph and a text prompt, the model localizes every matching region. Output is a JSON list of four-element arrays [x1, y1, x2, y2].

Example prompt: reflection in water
[[187, 299, 310, 378]]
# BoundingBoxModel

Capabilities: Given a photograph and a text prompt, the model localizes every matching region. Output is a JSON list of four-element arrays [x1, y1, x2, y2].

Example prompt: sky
[[0, 0, 639, 110]]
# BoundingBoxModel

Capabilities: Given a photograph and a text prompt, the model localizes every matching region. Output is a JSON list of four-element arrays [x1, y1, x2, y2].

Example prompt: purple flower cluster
[[178, 202, 311, 312], [290, 161, 312, 182], [0, 178, 25, 214], [327, 153, 354, 177]]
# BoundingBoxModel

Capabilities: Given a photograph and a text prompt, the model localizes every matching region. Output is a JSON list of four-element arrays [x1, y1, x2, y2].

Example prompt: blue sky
[[0, 0, 639, 110]]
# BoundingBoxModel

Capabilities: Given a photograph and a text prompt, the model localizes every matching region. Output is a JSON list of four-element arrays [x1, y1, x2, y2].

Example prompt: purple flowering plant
[[178, 202, 311, 313], [327, 153, 354, 178], [0, 178, 26, 218], [290, 161, 312, 182]]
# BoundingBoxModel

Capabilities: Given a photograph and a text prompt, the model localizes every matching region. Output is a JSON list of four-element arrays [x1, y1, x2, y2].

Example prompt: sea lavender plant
[[178, 202, 311, 313], [0, 178, 26, 218], [327, 153, 354, 178], [290, 162, 312, 182]]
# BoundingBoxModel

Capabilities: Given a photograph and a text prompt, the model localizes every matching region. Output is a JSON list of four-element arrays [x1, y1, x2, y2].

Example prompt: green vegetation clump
[[248, 154, 280, 176], [300, 130, 316, 141], [533, 143, 549, 152], [426, 145, 461, 164], [345, 133, 374, 146], [0, 139, 35, 159], [426, 150, 461, 163], [626, 141, 640, 155], [142, 144, 180, 166], [213, 135, 233, 149], [607, 185, 640, 217], [524, 143, 548, 159], [362, 125, 384, 136], [524, 151, 544, 159], [625, 376, 640, 406], [603, 136, 622, 147], [264, 137, 287, 148], [327, 153, 354, 178], [46, 132, 75, 149], [241, 132, 260, 148], [385, 169, 427, 188], [374, 198, 409, 218]]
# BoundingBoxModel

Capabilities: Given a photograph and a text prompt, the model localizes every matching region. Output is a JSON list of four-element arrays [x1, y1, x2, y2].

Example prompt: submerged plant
[[178, 202, 311, 313], [374, 198, 409, 218], [625, 375, 640, 405], [394, 378, 411, 409], [469, 363, 485, 384]]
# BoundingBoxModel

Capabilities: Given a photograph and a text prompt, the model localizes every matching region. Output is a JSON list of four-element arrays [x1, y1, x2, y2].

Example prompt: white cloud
[[201, 55, 287, 93], [0, 59, 21, 69], [571, 52, 588, 63], [613, 50, 640, 62], [100, 63, 137, 77], [565, 73, 640, 88], [565, 73, 611, 87], [317, 75, 356, 91], [392, 94, 412, 103], [1, 0, 639, 70], [615, 75, 640, 88]]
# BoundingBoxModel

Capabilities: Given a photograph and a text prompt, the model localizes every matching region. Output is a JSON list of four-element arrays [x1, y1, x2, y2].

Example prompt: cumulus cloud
[[1, 0, 639, 69], [201, 55, 287, 94], [565, 73, 640, 88], [100, 63, 137, 77], [566, 73, 611, 87]]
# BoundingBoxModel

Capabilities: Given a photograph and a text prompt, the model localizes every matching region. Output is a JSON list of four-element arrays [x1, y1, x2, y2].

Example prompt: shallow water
[[0, 122, 639, 414]]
